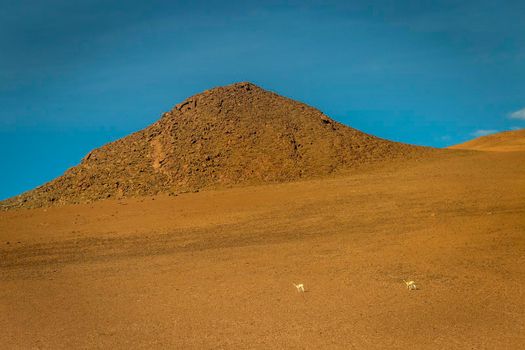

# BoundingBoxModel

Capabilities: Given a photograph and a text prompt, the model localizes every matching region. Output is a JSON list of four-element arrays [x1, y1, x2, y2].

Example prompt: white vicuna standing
[[403, 279, 417, 290], [293, 283, 305, 292]]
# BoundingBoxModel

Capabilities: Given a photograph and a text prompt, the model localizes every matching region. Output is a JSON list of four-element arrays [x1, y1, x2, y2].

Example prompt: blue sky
[[1, 0, 524, 200]]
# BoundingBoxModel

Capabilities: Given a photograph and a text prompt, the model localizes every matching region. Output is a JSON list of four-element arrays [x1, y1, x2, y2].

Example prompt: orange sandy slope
[[450, 129, 525, 152], [1, 150, 524, 349]]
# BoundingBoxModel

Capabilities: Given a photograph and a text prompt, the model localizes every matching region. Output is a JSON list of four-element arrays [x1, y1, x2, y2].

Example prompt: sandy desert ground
[[450, 129, 525, 152], [1, 149, 524, 349]]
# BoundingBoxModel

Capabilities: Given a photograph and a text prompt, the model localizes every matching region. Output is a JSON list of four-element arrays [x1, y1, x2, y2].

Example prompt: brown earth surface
[[1, 82, 433, 210], [1, 149, 524, 349], [449, 128, 525, 152]]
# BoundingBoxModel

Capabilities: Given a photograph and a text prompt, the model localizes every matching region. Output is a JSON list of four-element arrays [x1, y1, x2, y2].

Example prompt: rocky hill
[[1, 82, 432, 209]]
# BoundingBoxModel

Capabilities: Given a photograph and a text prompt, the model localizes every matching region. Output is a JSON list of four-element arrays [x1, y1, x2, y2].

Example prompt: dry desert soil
[[450, 129, 525, 152], [1, 149, 524, 349], [1, 84, 524, 349]]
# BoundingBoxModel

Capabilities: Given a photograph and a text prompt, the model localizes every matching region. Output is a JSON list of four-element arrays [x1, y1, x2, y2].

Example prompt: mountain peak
[[172, 81, 265, 113], [1, 83, 431, 209]]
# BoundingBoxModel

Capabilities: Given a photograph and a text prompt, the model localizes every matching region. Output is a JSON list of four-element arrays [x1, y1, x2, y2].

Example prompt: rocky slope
[[1, 82, 432, 209]]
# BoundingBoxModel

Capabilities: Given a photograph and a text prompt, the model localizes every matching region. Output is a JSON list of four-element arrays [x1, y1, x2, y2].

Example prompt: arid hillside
[[450, 128, 525, 152], [1, 82, 432, 210], [1, 150, 524, 349]]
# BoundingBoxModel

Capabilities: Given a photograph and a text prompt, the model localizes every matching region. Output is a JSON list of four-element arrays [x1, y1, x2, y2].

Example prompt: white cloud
[[509, 108, 525, 120], [471, 129, 498, 137]]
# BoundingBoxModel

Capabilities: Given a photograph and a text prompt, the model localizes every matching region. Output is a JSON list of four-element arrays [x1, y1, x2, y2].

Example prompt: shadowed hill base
[[1, 82, 434, 210], [450, 129, 525, 152]]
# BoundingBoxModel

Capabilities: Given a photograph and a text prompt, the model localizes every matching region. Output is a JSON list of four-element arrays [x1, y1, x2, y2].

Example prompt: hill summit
[[2, 82, 429, 209], [449, 129, 525, 152]]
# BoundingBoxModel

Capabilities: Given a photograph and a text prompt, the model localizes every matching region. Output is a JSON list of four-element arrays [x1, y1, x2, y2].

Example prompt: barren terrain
[[450, 128, 525, 152], [2, 149, 524, 349], [1, 82, 430, 210]]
